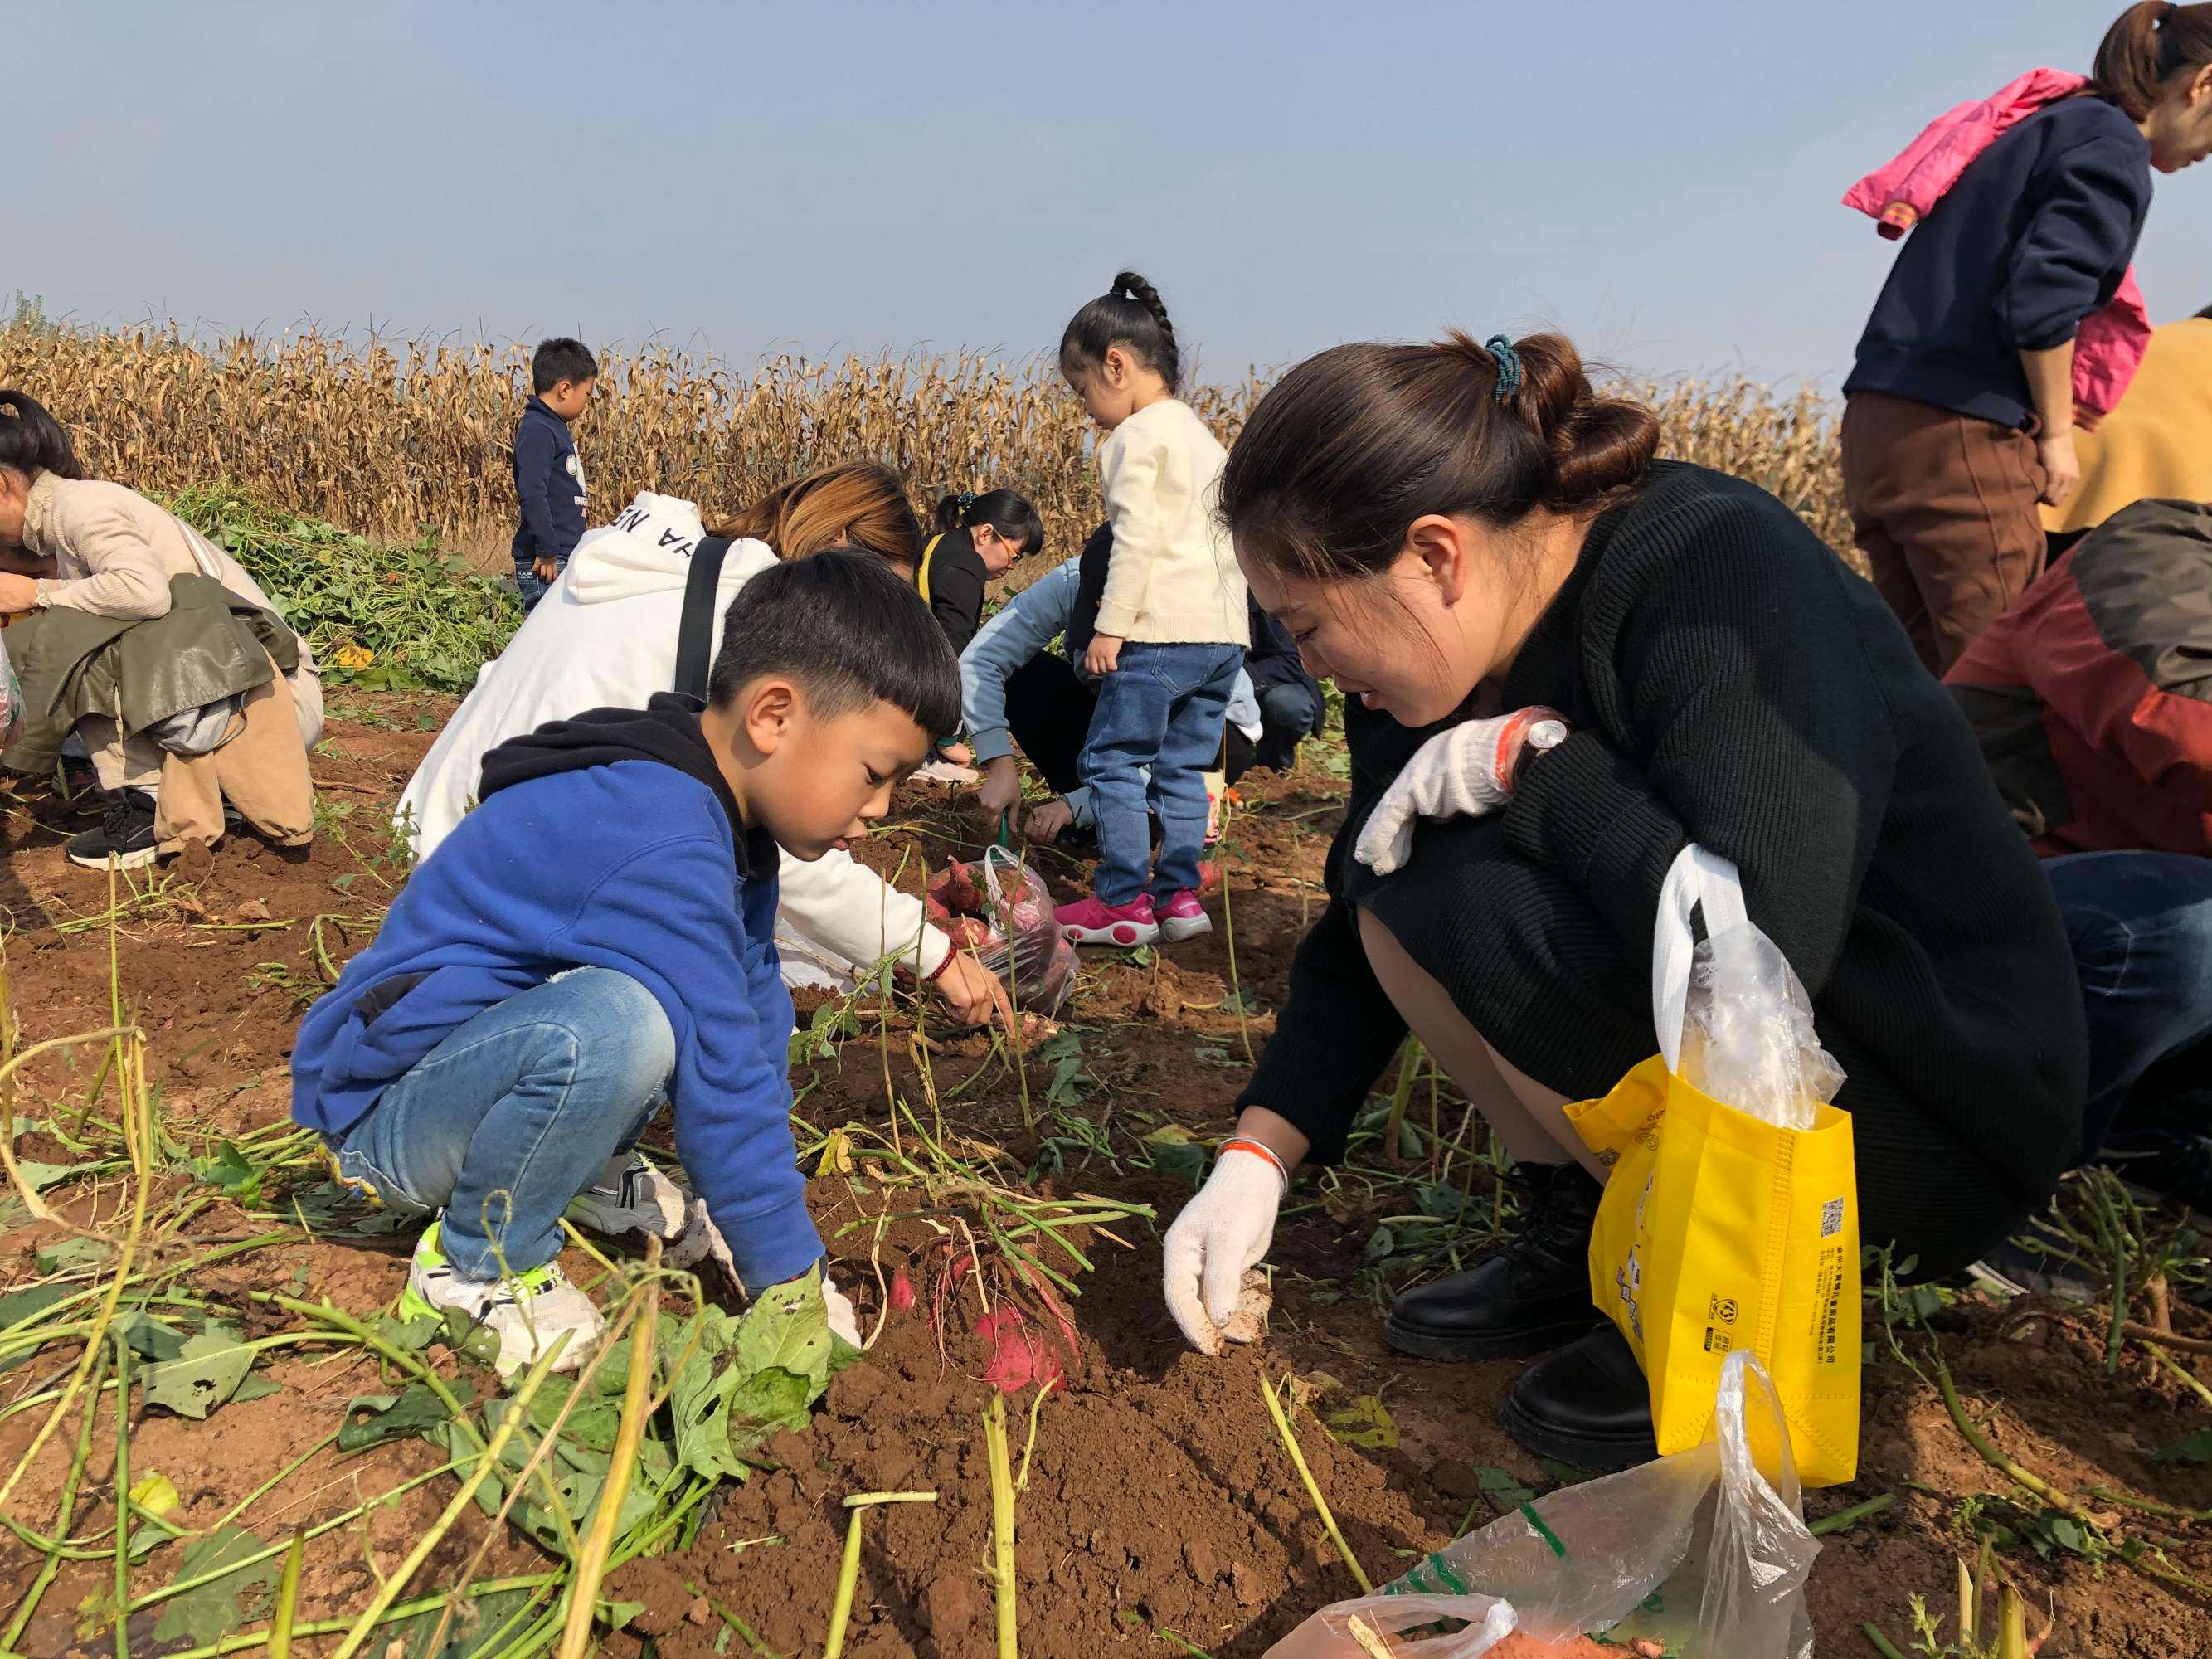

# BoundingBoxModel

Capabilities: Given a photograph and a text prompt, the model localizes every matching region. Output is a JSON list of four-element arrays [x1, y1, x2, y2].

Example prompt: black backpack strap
[[672, 536, 735, 701]]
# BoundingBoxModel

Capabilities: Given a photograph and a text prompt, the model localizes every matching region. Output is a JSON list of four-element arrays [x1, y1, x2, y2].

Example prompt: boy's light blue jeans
[[328, 967, 675, 1281], [1079, 641, 1242, 906]]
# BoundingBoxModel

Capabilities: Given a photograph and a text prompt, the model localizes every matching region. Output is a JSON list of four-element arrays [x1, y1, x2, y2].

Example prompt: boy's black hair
[[707, 549, 963, 740], [531, 337, 599, 394]]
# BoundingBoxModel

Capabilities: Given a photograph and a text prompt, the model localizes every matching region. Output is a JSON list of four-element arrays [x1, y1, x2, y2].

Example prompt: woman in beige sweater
[[0, 392, 321, 866]]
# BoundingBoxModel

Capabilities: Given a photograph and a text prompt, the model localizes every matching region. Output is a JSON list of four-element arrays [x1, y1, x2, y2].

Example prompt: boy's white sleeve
[[775, 846, 948, 979], [1094, 428, 1169, 638]]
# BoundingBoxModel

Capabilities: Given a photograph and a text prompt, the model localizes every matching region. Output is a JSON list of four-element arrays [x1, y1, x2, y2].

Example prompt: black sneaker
[[66, 790, 161, 870], [1383, 1161, 1609, 1361]]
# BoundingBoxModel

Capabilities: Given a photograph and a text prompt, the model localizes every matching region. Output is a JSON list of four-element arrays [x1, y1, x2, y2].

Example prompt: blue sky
[[17, 2, 2207, 390]]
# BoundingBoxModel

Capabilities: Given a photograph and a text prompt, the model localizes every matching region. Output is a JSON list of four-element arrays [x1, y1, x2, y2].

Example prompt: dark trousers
[[1841, 392, 2048, 674], [2048, 851, 2212, 1159]]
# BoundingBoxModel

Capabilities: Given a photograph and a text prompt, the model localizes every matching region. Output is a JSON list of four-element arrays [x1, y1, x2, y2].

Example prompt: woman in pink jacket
[[1840, 2, 2212, 672]]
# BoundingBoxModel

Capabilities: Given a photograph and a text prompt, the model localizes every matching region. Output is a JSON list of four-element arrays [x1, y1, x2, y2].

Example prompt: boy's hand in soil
[[977, 756, 1023, 821], [1083, 632, 1124, 676], [1023, 798, 1074, 844], [931, 948, 1014, 1029], [1163, 1141, 1288, 1355]]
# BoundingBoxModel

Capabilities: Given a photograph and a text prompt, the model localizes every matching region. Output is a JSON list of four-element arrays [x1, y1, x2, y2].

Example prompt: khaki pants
[[1356, 907, 1598, 1178], [80, 660, 322, 850], [1840, 392, 2048, 674]]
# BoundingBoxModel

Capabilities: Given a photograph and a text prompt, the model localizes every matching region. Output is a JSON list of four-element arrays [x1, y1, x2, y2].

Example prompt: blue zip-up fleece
[[1845, 96, 2152, 431], [290, 696, 821, 1288], [510, 397, 587, 573]]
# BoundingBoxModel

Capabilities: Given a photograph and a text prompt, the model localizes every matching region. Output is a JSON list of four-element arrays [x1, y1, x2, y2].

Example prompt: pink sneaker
[[1056, 894, 1159, 947], [1156, 890, 1211, 942]]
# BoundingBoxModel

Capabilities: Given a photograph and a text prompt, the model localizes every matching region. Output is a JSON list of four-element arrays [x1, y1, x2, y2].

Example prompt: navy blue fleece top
[[1845, 96, 2152, 431]]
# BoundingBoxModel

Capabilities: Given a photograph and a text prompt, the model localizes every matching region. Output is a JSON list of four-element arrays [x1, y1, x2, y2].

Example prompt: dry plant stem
[[1218, 799, 1253, 1064], [1926, 1346, 2212, 1598], [1018, 1383, 1049, 1491], [325, 1334, 573, 1659], [984, 1392, 1019, 1659], [267, 1535, 306, 1659], [1257, 1372, 1373, 1593], [824, 1510, 868, 1659], [112, 1331, 130, 1659], [0, 1030, 153, 1515], [556, 1235, 661, 1659], [2125, 1322, 2212, 1355], [1808, 1492, 1895, 1537], [421, 1287, 654, 1657], [2148, 1344, 2212, 1412], [160, 1573, 563, 1659], [2, 1342, 106, 1652]]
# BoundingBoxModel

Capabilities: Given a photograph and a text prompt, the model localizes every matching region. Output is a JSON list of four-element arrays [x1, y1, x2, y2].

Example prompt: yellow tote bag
[[1565, 846, 1861, 1488]]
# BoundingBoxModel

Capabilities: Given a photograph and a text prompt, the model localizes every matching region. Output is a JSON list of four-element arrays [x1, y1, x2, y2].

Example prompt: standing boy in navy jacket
[[291, 553, 961, 1374], [512, 337, 597, 611]]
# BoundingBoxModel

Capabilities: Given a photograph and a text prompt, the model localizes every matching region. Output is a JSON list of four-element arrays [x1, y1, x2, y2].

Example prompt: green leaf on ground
[[117, 1311, 192, 1363], [1476, 1466, 1537, 1509], [1141, 1125, 1208, 1187], [1321, 1394, 1398, 1450], [666, 1265, 849, 1482], [371, 1312, 441, 1354], [142, 1323, 256, 1419], [152, 1525, 278, 1647], [338, 1379, 464, 1453], [16, 1159, 75, 1193], [187, 1140, 261, 1199], [35, 1236, 109, 1275], [2153, 1428, 2212, 1465], [0, 1281, 69, 1331]]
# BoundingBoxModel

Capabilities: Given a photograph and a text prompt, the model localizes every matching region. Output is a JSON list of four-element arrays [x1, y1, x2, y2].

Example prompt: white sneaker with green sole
[[397, 1220, 604, 1378]]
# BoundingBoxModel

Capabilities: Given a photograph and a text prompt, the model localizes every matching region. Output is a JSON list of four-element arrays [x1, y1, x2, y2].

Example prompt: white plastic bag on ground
[[1264, 1352, 1819, 1658]]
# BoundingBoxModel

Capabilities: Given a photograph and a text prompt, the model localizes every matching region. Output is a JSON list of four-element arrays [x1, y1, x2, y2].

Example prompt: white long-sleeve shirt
[[1094, 398, 1248, 645], [396, 491, 948, 984]]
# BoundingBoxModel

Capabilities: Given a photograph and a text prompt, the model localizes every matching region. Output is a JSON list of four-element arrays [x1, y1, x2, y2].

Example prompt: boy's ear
[[738, 677, 800, 756]]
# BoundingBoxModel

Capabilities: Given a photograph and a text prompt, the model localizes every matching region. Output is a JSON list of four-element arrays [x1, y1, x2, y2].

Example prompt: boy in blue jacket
[[512, 337, 597, 611], [291, 552, 960, 1373]]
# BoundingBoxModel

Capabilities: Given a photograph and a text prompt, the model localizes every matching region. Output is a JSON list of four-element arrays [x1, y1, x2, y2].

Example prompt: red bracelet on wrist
[[922, 946, 958, 983], [1220, 1136, 1290, 1190]]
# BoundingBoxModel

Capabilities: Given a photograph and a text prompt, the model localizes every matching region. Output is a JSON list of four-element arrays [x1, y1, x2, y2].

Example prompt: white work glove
[[1162, 1147, 1285, 1355], [823, 1278, 863, 1349], [1354, 706, 1565, 877], [670, 1204, 866, 1348], [667, 1196, 735, 1275]]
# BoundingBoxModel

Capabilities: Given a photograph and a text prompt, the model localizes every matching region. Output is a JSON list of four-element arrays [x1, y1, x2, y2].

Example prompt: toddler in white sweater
[[1053, 273, 1248, 948]]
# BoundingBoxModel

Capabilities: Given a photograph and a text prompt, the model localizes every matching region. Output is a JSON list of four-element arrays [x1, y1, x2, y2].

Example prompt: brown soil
[[3, 695, 2210, 1658]]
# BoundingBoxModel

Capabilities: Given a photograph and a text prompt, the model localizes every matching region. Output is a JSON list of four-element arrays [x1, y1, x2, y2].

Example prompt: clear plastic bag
[[1264, 1353, 1820, 1659], [1678, 923, 1845, 1132], [926, 846, 1076, 1015]]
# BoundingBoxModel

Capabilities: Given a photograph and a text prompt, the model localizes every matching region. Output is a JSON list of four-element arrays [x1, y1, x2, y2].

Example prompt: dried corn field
[[0, 321, 1851, 557]]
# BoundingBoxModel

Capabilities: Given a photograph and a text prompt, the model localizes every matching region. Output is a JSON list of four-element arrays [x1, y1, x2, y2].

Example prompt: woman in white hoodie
[[398, 465, 1009, 1026]]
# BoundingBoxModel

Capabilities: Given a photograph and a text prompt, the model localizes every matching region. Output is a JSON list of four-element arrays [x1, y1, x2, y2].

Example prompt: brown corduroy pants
[[1840, 392, 2049, 674]]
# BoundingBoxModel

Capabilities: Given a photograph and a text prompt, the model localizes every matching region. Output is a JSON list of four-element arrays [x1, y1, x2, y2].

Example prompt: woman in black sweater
[[1160, 331, 2087, 1467], [921, 489, 1045, 654]]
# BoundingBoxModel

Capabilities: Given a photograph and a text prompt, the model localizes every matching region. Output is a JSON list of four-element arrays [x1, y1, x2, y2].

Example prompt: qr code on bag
[[1821, 1197, 1845, 1238]]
